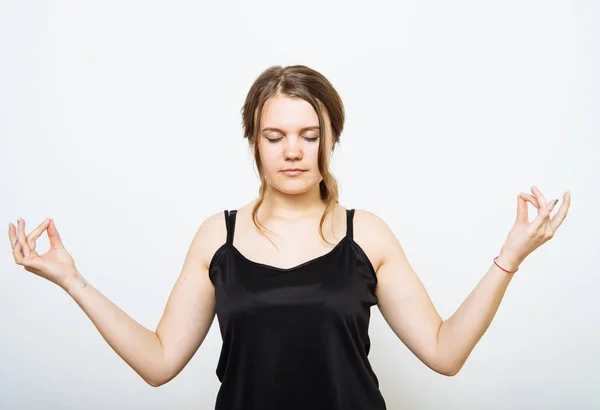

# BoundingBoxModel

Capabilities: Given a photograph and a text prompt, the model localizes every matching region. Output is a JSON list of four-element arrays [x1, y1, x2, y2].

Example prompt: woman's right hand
[[9, 218, 79, 290]]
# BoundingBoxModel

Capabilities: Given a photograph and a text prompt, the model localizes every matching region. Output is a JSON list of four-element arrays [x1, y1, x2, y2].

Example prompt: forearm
[[64, 273, 167, 386], [435, 257, 516, 375]]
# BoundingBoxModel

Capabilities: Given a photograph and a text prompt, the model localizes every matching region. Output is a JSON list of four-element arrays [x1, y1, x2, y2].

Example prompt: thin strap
[[224, 210, 230, 243], [346, 209, 355, 241], [225, 210, 238, 245]]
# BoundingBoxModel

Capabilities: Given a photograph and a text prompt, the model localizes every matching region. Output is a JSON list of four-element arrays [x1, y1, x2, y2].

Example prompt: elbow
[[430, 357, 462, 377], [145, 374, 166, 387], [145, 373, 175, 388], [146, 379, 162, 388], [440, 366, 460, 377], [144, 346, 173, 387], [437, 361, 463, 377], [144, 370, 174, 388], [431, 365, 459, 377], [431, 345, 464, 376]]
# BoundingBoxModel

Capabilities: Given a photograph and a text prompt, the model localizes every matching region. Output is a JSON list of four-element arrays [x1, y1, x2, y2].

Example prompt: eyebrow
[[261, 126, 320, 134]]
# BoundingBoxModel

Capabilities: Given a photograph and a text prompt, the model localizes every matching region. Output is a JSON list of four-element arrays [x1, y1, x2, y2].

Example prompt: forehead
[[260, 94, 324, 130]]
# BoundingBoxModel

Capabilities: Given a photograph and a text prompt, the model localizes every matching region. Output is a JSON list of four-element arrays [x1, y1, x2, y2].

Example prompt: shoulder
[[190, 210, 228, 270], [352, 209, 399, 273]]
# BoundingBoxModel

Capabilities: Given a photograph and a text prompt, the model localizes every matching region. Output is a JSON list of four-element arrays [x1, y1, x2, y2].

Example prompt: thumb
[[48, 219, 65, 249]]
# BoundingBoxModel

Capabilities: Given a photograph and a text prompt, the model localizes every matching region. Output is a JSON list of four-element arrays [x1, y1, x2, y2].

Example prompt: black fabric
[[208, 209, 386, 410]]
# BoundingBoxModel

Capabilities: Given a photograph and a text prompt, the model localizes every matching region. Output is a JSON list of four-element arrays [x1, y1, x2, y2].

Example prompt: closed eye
[[266, 135, 320, 143]]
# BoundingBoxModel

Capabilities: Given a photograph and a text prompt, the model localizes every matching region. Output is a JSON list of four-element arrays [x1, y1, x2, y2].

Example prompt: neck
[[259, 183, 326, 221]]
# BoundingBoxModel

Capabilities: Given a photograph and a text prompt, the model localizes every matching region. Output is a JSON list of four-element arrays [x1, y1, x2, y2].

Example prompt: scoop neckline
[[228, 236, 349, 273]]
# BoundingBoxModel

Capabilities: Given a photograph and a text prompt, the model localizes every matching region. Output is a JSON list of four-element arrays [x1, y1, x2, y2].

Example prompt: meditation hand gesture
[[497, 185, 571, 272], [8, 218, 79, 290]]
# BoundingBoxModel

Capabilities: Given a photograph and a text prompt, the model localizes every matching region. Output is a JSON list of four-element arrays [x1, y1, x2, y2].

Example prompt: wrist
[[62, 271, 86, 294], [495, 251, 521, 273]]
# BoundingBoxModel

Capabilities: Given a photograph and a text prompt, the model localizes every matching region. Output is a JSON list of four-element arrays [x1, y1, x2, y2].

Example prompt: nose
[[283, 136, 303, 161]]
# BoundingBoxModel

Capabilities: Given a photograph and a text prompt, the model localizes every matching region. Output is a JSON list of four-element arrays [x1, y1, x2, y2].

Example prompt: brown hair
[[241, 65, 345, 246]]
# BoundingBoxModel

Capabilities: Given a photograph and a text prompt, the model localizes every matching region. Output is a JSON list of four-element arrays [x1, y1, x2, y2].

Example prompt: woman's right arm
[[64, 273, 170, 387], [11, 212, 226, 387]]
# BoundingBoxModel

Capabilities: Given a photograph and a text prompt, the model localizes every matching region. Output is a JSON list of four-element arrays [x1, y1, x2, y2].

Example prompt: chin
[[267, 178, 319, 195], [274, 184, 315, 195]]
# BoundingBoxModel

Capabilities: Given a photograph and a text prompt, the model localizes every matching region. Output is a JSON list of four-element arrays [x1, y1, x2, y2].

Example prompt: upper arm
[[154, 211, 226, 385], [354, 210, 448, 375]]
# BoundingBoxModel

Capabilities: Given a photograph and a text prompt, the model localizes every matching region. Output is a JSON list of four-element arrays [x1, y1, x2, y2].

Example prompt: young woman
[[9, 65, 571, 410]]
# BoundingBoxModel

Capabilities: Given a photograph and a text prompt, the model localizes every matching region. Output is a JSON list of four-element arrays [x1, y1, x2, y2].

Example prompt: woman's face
[[257, 94, 333, 196]]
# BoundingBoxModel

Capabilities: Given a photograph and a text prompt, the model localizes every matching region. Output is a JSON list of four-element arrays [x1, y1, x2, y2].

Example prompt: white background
[[1, 0, 598, 409]]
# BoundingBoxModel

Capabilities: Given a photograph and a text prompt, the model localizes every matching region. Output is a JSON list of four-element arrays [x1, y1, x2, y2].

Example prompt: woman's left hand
[[496, 185, 571, 271]]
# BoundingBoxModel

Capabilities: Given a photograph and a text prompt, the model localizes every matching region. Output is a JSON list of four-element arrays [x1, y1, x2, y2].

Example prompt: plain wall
[[1, 0, 598, 408]]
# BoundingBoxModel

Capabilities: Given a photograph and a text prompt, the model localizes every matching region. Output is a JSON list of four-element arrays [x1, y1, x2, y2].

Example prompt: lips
[[280, 169, 306, 176]]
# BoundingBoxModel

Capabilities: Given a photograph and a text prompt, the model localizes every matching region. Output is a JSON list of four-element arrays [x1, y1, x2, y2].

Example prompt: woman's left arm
[[367, 186, 570, 376]]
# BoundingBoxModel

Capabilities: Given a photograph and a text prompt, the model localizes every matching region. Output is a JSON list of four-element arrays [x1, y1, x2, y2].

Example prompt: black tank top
[[208, 209, 387, 410]]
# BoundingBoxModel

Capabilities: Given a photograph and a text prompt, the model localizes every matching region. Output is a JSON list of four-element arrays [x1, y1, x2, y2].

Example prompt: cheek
[[258, 145, 279, 171], [305, 145, 320, 165]]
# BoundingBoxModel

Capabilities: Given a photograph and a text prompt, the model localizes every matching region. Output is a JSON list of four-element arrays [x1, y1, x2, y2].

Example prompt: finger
[[26, 217, 51, 249], [531, 185, 548, 209], [17, 219, 31, 257], [519, 192, 540, 209], [9, 222, 22, 262], [8, 221, 17, 249], [13, 238, 24, 263], [47, 219, 65, 249], [516, 194, 529, 224], [12, 221, 24, 263], [530, 198, 558, 231], [550, 191, 571, 231]]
